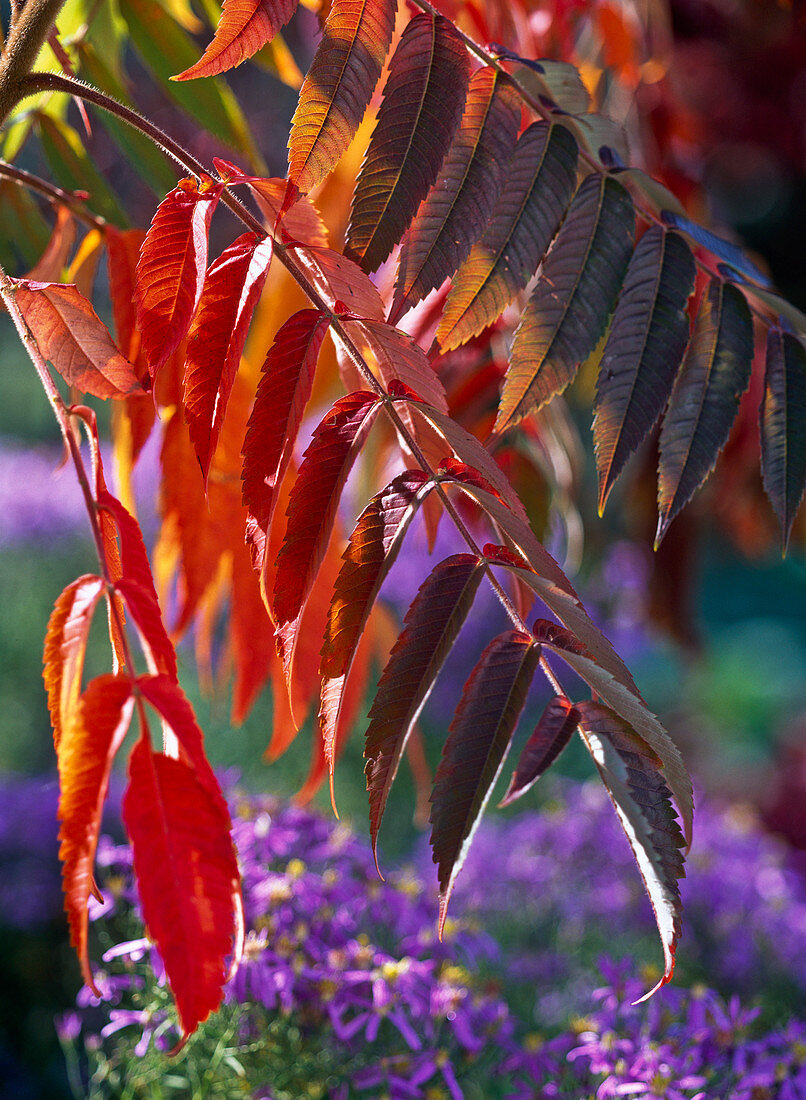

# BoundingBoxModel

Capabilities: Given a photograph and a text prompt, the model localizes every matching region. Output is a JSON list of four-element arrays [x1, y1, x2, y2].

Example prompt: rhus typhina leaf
[[345, 11, 469, 274], [114, 577, 178, 680], [106, 227, 148, 378], [341, 317, 448, 413], [272, 392, 382, 689], [123, 739, 241, 1040], [183, 232, 274, 484], [657, 279, 753, 546], [174, 0, 298, 80], [44, 575, 107, 750], [430, 630, 540, 934], [211, 161, 328, 245], [289, 244, 385, 318], [57, 674, 134, 992], [365, 554, 484, 865], [287, 0, 398, 195], [499, 694, 579, 806], [437, 121, 579, 351], [575, 699, 685, 998], [594, 227, 696, 513], [496, 175, 635, 432], [390, 69, 520, 324], [242, 308, 331, 570], [12, 280, 142, 398], [533, 616, 693, 844], [320, 470, 432, 795], [760, 328, 806, 550], [135, 177, 224, 379]]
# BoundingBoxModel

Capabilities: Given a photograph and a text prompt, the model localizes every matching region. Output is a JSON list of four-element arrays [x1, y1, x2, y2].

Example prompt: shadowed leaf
[[174, 0, 298, 80], [761, 329, 806, 549], [499, 694, 578, 806]]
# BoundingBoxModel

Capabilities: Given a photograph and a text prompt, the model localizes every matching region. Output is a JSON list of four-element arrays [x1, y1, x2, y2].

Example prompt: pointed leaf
[[58, 675, 134, 992], [437, 122, 578, 351], [660, 209, 770, 287], [122, 739, 241, 1039], [497, 175, 635, 432], [390, 69, 520, 323], [242, 308, 331, 568], [593, 227, 696, 511], [341, 317, 449, 412], [760, 329, 806, 549], [44, 576, 107, 751], [430, 630, 540, 932], [290, 244, 385, 319], [287, 0, 398, 195], [657, 279, 754, 544], [12, 281, 141, 398], [576, 699, 686, 998], [135, 177, 225, 378], [174, 0, 298, 80], [106, 227, 149, 381], [365, 554, 484, 861], [345, 11, 469, 273], [183, 232, 274, 483], [114, 578, 178, 680], [499, 694, 578, 806]]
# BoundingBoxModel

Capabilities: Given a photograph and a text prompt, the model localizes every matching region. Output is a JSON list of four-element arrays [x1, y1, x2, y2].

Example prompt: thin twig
[[0, 158, 107, 228]]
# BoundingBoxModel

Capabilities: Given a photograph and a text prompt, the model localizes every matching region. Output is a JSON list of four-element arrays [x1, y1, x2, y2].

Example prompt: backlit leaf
[[576, 699, 685, 998], [760, 329, 806, 549], [497, 175, 635, 432], [437, 121, 578, 351], [287, 0, 398, 195], [212, 163, 328, 244], [174, 0, 298, 80], [594, 227, 695, 512], [499, 694, 578, 806], [183, 232, 274, 483], [44, 576, 107, 751], [13, 280, 141, 398], [430, 630, 539, 933], [290, 244, 385, 319], [135, 177, 224, 379], [345, 11, 469, 273], [390, 69, 520, 324], [365, 554, 484, 863], [114, 578, 178, 680], [106, 227, 149, 380], [657, 279, 753, 545]]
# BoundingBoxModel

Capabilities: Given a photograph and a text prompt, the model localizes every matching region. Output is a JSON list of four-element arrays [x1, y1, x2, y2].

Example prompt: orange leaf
[[43, 575, 106, 750], [106, 227, 149, 383], [27, 207, 76, 283], [212, 161, 328, 245], [174, 0, 298, 81], [289, 244, 385, 319]]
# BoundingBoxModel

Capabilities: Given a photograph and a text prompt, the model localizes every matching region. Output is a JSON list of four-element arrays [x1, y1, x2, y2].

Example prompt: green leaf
[[760, 329, 806, 550], [37, 114, 128, 227], [593, 227, 696, 512]]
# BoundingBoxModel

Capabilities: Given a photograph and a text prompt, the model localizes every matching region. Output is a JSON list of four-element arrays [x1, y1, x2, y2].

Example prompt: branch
[[0, 0, 66, 125], [0, 159, 107, 229]]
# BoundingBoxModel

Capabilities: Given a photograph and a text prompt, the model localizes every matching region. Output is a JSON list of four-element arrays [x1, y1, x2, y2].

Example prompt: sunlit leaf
[[499, 694, 578, 806], [174, 0, 298, 80], [44, 576, 107, 751], [760, 329, 806, 549], [290, 244, 385, 318]]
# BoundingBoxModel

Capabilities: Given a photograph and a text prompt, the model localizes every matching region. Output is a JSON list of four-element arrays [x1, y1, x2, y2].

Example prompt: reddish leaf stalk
[[0, 159, 107, 230]]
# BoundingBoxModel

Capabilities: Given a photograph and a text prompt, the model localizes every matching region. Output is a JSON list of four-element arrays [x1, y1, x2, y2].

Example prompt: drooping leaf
[[58, 675, 134, 992], [290, 244, 385, 319], [430, 630, 540, 932], [320, 470, 433, 788], [345, 11, 469, 273], [575, 699, 686, 998], [137, 673, 224, 800], [496, 175, 635, 432], [390, 69, 520, 324], [114, 578, 178, 680], [122, 739, 241, 1039], [44, 576, 107, 751], [135, 177, 225, 379], [106, 227, 149, 380], [760, 329, 806, 548], [341, 317, 449, 412], [174, 0, 298, 80], [437, 122, 579, 351], [594, 227, 696, 512], [183, 232, 274, 484], [12, 280, 141, 398], [657, 279, 754, 544], [365, 554, 484, 863], [287, 0, 398, 195], [499, 694, 578, 806], [242, 308, 331, 568]]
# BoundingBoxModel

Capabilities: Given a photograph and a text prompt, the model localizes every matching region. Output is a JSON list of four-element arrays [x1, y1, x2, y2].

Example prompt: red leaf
[[106, 227, 149, 383], [184, 232, 274, 483], [114, 578, 178, 681], [499, 694, 578, 806], [13, 280, 141, 398], [365, 554, 484, 864], [174, 0, 298, 80], [290, 244, 385, 319], [58, 674, 134, 992], [43, 575, 106, 751], [242, 308, 331, 569], [135, 177, 225, 379], [212, 162, 328, 246], [122, 739, 241, 1038], [430, 630, 540, 934]]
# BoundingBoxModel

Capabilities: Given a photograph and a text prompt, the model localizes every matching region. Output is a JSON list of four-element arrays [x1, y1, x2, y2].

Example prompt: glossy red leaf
[[499, 694, 578, 806], [183, 232, 274, 483], [242, 308, 331, 569], [430, 630, 540, 933], [287, 0, 397, 195], [123, 739, 241, 1039], [135, 177, 225, 378], [760, 328, 806, 550], [58, 674, 134, 992], [365, 554, 484, 864], [345, 11, 469, 273], [114, 577, 178, 681], [174, 0, 298, 80], [12, 280, 141, 398]]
